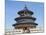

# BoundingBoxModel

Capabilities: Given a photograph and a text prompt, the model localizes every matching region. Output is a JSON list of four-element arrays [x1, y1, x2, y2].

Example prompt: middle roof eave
[[15, 16, 36, 21]]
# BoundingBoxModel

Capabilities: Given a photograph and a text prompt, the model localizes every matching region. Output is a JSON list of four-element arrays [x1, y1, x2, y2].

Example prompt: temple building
[[13, 5, 38, 33]]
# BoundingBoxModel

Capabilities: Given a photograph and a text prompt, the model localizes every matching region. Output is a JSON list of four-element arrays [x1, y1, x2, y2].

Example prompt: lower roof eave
[[13, 22, 38, 26]]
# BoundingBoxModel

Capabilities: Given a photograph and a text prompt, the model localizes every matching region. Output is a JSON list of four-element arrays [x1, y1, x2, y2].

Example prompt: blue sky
[[5, 0, 44, 31]]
